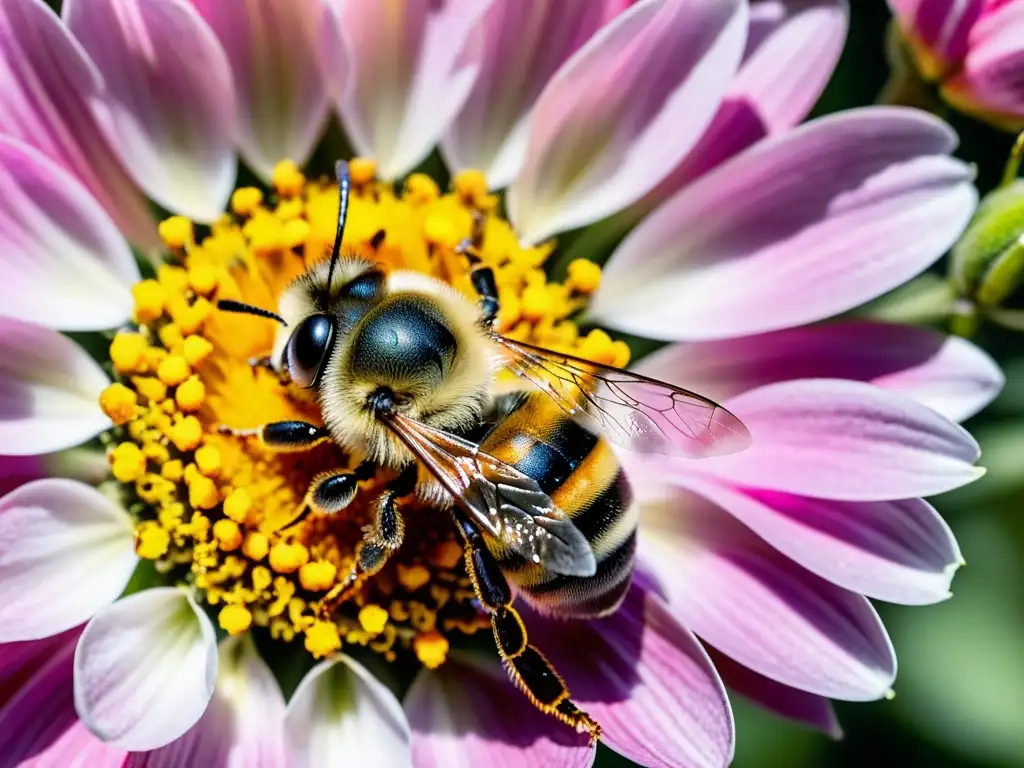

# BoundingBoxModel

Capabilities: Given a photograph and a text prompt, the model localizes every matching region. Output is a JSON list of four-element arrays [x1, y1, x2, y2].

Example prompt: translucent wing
[[385, 412, 596, 577], [492, 335, 751, 458]]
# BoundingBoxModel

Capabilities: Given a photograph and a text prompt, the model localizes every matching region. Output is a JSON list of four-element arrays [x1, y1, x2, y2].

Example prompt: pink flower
[[0, 0, 1002, 767], [888, 0, 1024, 128]]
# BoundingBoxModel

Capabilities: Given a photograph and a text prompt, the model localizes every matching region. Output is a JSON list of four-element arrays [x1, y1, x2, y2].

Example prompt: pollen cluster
[[97, 159, 620, 666]]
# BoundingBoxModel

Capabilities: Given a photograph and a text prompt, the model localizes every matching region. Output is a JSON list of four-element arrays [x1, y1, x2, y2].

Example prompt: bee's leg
[[270, 463, 369, 532], [216, 420, 331, 453], [320, 463, 417, 611], [456, 236, 500, 327], [457, 519, 602, 743]]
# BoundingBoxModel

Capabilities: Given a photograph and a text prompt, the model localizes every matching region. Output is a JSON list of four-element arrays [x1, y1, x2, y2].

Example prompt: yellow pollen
[[99, 383, 137, 426], [110, 442, 147, 483], [159, 216, 194, 249], [359, 605, 389, 635], [231, 187, 264, 216], [430, 541, 464, 570], [219, 604, 253, 636], [133, 377, 168, 404], [158, 324, 184, 351], [110, 332, 149, 374], [188, 473, 220, 510], [397, 563, 431, 592], [188, 264, 219, 296], [175, 376, 206, 412], [161, 459, 184, 482], [223, 488, 252, 522], [132, 280, 166, 323], [213, 519, 243, 550], [299, 560, 338, 592], [243, 531, 269, 561], [272, 160, 305, 197], [169, 415, 203, 452], [348, 157, 377, 185], [269, 541, 310, 574], [567, 258, 602, 294], [423, 214, 462, 249], [182, 335, 214, 367], [414, 631, 450, 669], [157, 355, 191, 387], [405, 173, 440, 204], [305, 621, 341, 657], [453, 169, 489, 206], [282, 218, 311, 250], [135, 521, 170, 559], [194, 444, 221, 476]]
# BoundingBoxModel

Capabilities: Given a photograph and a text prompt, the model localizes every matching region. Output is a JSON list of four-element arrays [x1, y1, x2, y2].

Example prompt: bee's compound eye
[[286, 314, 335, 388]]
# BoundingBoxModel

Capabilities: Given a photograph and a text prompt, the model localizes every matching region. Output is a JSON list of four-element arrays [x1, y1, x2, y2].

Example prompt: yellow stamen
[[348, 157, 377, 185], [110, 333, 149, 374], [175, 376, 206, 412], [269, 541, 310, 574], [157, 355, 191, 387], [272, 160, 305, 197], [231, 187, 264, 216], [214, 519, 243, 551], [414, 630, 449, 669], [159, 216, 193, 249], [135, 521, 170, 559], [219, 604, 253, 635], [567, 258, 602, 294], [305, 621, 341, 657], [243, 531, 269, 561], [359, 604, 389, 635], [99, 383, 137, 426], [299, 560, 338, 592], [132, 280, 166, 323], [397, 563, 431, 592], [110, 442, 147, 483]]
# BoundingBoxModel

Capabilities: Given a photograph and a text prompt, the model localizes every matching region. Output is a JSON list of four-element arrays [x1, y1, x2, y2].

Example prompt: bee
[[218, 162, 751, 741]]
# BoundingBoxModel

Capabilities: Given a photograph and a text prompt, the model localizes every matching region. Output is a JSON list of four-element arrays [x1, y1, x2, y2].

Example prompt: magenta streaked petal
[[507, 0, 748, 245], [0, 479, 136, 642], [531, 583, 735, 768], [0, 0, 157, 249], [0, 138, 138, 330], [693, 379, 982, 501], [329, 0, 492, 180], [0, 629, 79, 707], [192, 0, 333, 180], [708, 648, 842, 738], [21, 721, 127, 768], [888, 0, 984, 69], [635, 321, 1004, 423], [406, 656, 595, 768], [132, 635, 287, 768], [0, 318, 112, 456], [645, 0, 850, 204], [64, 0, 237, 223], [590, 107, 977, 341], [667, 474, 962, 605], [638, 488, 897, 700]]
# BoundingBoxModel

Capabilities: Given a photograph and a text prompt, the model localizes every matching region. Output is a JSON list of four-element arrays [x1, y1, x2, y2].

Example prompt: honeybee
[[219, 162, 751, 740]]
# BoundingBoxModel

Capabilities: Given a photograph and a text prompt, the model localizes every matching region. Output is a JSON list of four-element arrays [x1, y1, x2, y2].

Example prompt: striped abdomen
[[480, 392, 637, 618]]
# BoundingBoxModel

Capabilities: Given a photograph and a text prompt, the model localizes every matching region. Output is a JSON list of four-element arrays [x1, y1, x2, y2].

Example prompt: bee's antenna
[[217, 299, 288, 326], [324, 160, 351, 301]]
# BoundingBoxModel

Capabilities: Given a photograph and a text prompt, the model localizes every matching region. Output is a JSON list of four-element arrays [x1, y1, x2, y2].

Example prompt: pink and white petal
[[133, 635, 286, 768], [0, 479, 136, 642], [63, 0, 236, 222], [508, 0, 748, 245], [0, 319, 111, 455], [691, 379, 982, 501], [644, 0, 850, 205], [942, 1, 1024, 122], [331, 0, 493, 181], [662, 473, 962, 605], [0, 0, 157, 249], [0, 632, 128, 767], [638, 487, 897, 700], [707, 648, 842, 738], [192, 0, 332, 179], [407, 655, 595, 768], [636, 321, 1003, 422], [531, 583, 734, 768], [440, 0, 612, 189], [590, 107, 977, 340], [0, 138, 138, 330], [74, 588, 218, 751], [286, 655, 411, 768], [888, 0, 984, 69]]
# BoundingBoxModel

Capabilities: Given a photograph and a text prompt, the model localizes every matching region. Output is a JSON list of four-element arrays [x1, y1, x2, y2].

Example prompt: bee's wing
[[385, 412, 596, 578], [492, 335, 752, 459]]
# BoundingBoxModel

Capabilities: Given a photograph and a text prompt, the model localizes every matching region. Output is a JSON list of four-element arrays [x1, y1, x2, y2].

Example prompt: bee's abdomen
[[482, 393, 638, 619]]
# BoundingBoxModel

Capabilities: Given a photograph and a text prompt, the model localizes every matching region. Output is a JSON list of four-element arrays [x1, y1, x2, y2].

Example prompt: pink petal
[[693, 379, 983, 501], [0, 629, 80, 707], [507, 0, 748, 245], [888, 0, 984, 70], [74, 588, 218, 750], [0, 0, 157, 249], [0, 631, 128, 767], [666, 473, 963, 605], [440, 0, 612, 189], [644, 0, 850, 206], [0, 138, 138, 330], [329, 0, 493, 180], [590, 107, 978, 341], [639, 488, 897, 700], [130, 635, 286, 768], [192, 0, 332, 180], [707, 648, 842, 738], [532, 583, 735, 768], [406, 656, 595, 768], [0, 479, 137, 642], [0, 318, 112, 455], [942, 1, 1024, 122], [635, 320, 1004, 422], [63, 0, 237, 222]]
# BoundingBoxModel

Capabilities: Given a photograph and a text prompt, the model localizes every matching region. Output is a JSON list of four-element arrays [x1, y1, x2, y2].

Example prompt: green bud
[[950, 180, 1024, 309]]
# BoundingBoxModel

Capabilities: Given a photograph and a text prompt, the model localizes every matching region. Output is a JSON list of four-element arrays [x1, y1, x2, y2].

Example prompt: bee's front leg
[[217, 420, 331, 452]]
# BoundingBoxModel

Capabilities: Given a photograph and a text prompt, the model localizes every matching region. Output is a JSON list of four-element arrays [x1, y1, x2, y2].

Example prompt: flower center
[[98, 159, 626, 667]]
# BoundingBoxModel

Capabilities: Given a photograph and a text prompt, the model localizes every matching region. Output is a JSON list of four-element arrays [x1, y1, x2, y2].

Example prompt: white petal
[[0, 479, 136, 642], [74, 588, 218, 750], [0, 138, 138, 330], [285, 655, 412, 768], [0, 317, 111, 455]]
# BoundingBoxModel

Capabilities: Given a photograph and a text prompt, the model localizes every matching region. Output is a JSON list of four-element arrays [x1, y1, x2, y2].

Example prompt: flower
[[887, 0, 1024, 129], [0, 0, 1003, 767]]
